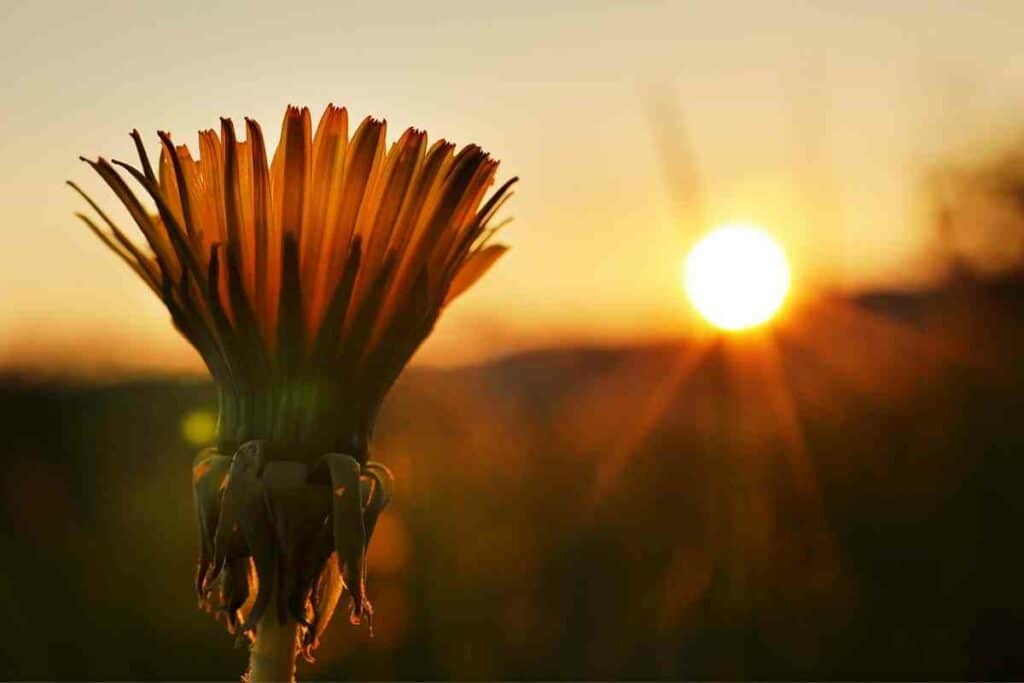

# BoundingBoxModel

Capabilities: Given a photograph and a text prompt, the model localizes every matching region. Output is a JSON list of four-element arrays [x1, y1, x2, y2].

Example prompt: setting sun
[[683, 223, 791, 331]]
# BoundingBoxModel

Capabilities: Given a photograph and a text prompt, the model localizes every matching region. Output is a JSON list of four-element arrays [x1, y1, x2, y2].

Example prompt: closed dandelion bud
[[72, 104, 515, 681]]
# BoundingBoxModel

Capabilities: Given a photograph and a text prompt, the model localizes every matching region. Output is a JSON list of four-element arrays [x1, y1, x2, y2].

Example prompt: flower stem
[[248, 601, 299, 683]]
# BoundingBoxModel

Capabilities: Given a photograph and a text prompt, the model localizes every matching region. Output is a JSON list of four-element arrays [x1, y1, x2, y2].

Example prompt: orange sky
[[3, 0, 1024, 372]]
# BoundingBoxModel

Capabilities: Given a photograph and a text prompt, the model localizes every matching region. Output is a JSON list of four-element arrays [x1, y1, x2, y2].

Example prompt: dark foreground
[[2, 276, 1024, 680]]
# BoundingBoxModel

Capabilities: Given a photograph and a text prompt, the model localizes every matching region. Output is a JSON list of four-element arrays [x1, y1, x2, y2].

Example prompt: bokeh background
[[5, 0, 1024, 680]]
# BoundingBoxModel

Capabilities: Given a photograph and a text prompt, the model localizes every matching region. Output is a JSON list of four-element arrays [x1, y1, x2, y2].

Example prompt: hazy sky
[[3, 0, 1024, 371]]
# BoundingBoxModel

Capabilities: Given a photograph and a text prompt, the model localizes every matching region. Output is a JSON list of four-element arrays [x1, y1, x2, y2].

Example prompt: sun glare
[[683, 223, 791, 332]]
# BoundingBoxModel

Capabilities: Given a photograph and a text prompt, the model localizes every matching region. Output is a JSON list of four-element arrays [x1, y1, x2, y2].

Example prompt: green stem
[[247, 601, 299, 683]]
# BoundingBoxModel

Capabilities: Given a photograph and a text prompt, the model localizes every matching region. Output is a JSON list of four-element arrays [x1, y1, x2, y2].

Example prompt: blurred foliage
[[929, 140, 1024, 276], [3, 277, 1024, 679]]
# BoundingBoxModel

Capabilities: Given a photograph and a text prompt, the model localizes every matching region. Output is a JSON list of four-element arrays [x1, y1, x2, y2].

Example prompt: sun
[[683, 223, 791, 331]]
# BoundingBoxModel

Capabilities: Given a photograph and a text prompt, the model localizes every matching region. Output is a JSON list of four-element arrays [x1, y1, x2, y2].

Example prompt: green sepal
[[261, 460, 330, 625], [192, 447, 231, 603], [362, 461, 394, 545], [321, 453, 368, 621]]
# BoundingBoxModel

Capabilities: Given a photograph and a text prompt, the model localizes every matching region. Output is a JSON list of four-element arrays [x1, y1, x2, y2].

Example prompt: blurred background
[[4, 0, 1024, 680]]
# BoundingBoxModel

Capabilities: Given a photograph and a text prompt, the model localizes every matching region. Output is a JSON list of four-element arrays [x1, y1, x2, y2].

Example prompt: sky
[[2, 0, 1024, 372]]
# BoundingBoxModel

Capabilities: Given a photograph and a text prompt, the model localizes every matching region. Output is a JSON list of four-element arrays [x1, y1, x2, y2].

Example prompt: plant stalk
[[247, 599, 300, 683]]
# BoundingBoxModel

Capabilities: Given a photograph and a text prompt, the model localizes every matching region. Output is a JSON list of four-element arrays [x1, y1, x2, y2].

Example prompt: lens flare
[[181, 410, 217, 446], [683, 223, 791, 331]]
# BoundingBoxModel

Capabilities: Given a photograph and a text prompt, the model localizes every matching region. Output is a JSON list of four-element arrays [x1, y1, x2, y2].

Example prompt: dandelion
[[70, 104, 515, 681]]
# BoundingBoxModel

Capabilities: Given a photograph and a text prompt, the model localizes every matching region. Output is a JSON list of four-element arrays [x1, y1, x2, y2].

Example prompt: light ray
[[779, 293, 971, 403], [583, 338, 715, 505], [642, 84, 707, 237]]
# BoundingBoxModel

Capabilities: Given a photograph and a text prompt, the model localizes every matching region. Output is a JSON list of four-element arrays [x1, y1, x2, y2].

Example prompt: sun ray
[[716, 332, 845, 620], [583, 338, 716, 505], [777, 293, 969, 403]]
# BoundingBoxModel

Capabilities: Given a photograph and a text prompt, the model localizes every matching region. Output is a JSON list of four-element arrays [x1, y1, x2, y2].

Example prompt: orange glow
[[2, 2, 1021, 372]]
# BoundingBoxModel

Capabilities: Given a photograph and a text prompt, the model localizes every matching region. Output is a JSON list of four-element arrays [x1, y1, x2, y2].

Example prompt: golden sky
[[2, 0, 1024, 371]]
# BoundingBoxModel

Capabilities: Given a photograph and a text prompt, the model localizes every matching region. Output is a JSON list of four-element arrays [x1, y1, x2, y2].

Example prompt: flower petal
[[444, 244, 509, 305]]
